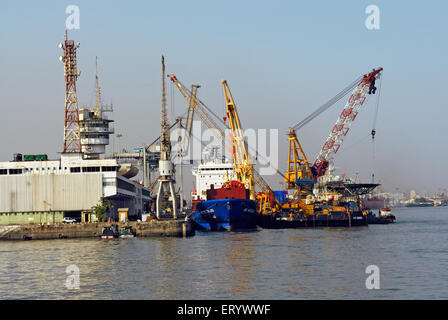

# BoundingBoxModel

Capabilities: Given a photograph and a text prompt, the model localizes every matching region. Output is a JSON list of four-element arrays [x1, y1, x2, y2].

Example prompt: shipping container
[[23, 155, 35, 161], [35, 154, 48, 161]]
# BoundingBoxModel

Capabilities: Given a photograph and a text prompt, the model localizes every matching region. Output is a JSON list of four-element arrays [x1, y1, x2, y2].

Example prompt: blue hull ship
[[192, 199, 258, 231]]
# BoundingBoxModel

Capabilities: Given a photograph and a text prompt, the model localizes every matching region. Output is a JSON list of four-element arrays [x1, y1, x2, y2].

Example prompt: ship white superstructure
[[191, 148, 236, 202]]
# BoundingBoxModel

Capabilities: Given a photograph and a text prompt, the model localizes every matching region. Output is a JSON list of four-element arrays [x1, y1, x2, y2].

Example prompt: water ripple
[[1, 207, 447, 299]]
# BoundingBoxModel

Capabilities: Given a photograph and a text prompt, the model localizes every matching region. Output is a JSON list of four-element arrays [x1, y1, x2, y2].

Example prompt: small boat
[[100, 226, 119, 239], [366, 208, 396, 224], [119, 226, 135, 238]]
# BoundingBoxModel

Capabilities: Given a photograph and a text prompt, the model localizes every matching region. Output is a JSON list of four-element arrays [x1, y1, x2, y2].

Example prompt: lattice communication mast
[[59, 31, 82, 153]]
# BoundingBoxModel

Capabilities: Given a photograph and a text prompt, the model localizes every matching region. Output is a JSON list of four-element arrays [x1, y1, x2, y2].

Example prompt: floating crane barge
[[256, 68, 386, 228], [168, 67, 391, 229]]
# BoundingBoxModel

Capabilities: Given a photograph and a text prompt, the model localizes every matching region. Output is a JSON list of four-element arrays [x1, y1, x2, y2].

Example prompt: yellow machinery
[[285, 128, 312, 189], [221, 79, 256, 200], [283, 128, 315, 214]]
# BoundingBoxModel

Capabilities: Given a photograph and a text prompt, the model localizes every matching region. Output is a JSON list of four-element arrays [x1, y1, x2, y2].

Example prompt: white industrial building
[[0, 153, 151, 224]]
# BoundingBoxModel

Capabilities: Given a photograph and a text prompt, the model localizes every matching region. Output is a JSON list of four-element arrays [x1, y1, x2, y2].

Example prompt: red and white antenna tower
[[59, 31, 82, 153]]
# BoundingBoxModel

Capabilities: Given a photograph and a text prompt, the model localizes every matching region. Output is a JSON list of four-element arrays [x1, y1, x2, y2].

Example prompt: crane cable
[[371, 74, 383, 160], [371, 74, 382, 141], [370, 74, 383, 183], [292, 75, 363, 131]]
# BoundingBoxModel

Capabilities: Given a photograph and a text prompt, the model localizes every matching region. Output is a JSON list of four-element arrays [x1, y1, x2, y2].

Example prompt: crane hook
[[368, 77, 377, 95], [371, 129, 376, 140]]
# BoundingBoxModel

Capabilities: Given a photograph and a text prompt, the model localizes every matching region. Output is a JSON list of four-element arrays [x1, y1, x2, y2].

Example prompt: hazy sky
[[0, 0, 447, 196]]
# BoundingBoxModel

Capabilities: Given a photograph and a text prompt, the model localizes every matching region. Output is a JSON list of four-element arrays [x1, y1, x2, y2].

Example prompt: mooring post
[[182, 222, 187, 237]]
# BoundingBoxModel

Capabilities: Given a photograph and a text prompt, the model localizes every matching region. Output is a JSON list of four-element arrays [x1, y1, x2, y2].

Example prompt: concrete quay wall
[[133, 219, 195, 237], [0, 219, 194, 240]]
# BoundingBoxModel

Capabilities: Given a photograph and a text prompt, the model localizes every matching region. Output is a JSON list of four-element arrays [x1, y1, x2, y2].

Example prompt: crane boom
[[222, 79, 256, 200], [182, 84, 200, 154], [185, 85, 200, 138], [168, 74, 226, 147], [312, 67, 383, 177], [292, 76, 363, 132]]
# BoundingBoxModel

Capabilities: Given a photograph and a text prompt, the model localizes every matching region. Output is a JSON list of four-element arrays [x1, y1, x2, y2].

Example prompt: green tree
[[92, 198, 113, 222]]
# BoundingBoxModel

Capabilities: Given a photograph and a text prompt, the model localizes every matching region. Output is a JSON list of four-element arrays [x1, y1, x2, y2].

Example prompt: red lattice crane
[[312, 68, 383, 177]]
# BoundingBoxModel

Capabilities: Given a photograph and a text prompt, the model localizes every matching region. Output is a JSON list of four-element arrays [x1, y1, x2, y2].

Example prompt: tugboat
[[191, 152, 258, 231], [366, 208, 396, 224]]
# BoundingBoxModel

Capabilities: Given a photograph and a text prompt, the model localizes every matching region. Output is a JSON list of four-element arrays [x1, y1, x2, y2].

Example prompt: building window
[[117, 178, 136, 193], [70, 167, 81, 173], [101, 166, 117, 172], [9, 169, 23, 175], [0, 169, 7, 175], [82, 167, 100, 172]]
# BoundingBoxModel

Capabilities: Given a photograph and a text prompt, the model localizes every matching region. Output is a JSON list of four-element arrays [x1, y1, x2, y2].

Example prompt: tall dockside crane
[[222, 80, 256, 200], [59, 31, 82, 153], [156, 56, 177, 219]]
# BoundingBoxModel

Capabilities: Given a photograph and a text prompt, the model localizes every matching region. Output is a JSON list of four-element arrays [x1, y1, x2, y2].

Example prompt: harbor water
[[0, 207, 447, 299]]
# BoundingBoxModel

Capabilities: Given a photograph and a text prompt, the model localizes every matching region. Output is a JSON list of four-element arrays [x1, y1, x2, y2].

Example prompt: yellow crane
[[283, 128, 315, 214], [221, 79, 256, 200], [285, 128, 312, 189]]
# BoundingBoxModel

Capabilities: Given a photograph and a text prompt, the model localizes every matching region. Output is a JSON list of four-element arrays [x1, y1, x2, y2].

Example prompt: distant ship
[[362, 196, 386, 209], [190, 156, 258, 231], [406, 199, 434, 207]]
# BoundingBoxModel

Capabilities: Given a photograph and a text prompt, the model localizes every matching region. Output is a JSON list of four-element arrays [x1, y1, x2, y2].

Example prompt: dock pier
[[0, 219, 194, 241]]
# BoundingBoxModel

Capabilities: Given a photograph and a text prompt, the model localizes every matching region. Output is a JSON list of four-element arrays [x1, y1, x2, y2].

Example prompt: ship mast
[[95, 56, 102, 118]]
